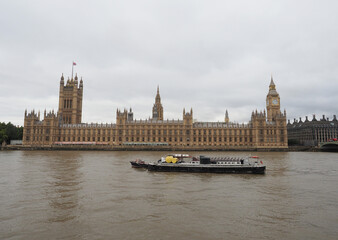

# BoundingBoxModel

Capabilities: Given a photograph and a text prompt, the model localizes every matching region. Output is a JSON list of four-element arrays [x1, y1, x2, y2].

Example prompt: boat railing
[[210, 157, 245, 161]]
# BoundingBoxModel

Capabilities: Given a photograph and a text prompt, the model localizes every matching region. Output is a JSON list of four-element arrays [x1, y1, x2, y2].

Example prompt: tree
[[17, 126, 23, 140], [0, 122, 23, 144], [0, 129, 8, 144]]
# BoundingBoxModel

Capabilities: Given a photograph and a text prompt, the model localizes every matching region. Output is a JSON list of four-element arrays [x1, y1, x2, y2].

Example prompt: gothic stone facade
[[23, 75, 288, 149], [287, 114, 338, 146]]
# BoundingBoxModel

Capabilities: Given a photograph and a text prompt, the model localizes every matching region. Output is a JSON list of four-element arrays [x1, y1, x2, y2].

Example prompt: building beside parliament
[[23, 74, 288, 150], [287, 114, 338, 146]]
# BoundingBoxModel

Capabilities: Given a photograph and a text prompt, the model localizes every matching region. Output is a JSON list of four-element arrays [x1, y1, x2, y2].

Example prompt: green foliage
[[0, 122, 23, 144]]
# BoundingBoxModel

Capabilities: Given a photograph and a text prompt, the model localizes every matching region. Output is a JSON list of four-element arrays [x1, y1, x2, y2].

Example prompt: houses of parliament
[[23, 73, 288, 150]]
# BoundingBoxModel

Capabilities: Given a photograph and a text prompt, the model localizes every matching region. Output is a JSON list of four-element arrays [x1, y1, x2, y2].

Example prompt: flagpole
[[72, 61, 74, 80]]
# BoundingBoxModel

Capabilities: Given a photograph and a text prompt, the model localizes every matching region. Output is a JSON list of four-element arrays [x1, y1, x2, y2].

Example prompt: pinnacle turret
[[60, 73, 65, 85], [152, 86, 163, 120], [269, 75, 276, 91], [225, 109, 229, 123]]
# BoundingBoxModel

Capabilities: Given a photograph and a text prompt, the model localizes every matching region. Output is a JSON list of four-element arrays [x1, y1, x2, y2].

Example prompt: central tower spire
[[152, 86, 163, 120], [155, 85, 161, 103]]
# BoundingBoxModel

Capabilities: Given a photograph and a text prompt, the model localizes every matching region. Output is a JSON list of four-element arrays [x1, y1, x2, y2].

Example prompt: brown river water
[[0, 151, 337, 240]]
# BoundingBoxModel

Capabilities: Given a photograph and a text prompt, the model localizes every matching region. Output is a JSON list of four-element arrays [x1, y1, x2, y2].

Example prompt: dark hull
[[147, 164, 265, 174], [130, 161, 148, 168], [320, 145, 338, 152]]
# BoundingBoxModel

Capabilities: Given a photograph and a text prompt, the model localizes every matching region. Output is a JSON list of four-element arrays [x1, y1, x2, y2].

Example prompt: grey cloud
[[1, 0, 338, 125]]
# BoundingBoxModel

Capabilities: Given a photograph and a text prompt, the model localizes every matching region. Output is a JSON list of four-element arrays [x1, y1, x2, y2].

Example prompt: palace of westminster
[[22, 73, 288, 149]]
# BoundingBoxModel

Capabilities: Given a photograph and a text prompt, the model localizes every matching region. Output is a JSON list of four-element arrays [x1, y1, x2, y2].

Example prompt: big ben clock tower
[[266, 77, 281, 122]]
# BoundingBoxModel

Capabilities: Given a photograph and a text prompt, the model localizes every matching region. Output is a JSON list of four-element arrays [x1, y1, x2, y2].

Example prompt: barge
[[132, 154, 266, 174]]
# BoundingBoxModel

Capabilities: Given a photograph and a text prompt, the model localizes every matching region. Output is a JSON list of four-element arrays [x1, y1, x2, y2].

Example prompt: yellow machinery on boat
[[165, 156, 178, 163]]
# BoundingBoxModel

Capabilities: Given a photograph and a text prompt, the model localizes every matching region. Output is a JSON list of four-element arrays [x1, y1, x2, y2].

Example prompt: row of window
[[58, 128, 257, 135], [259, 129, 284, 135], [63, 116, 72, 124], [26, 136, 286, 145], [57, 129, 256, 136], [50, 136, 255, 143], [26, 136, 49, 141], [26, 132, 282, 142], [63, 99, 73, 109], [28, 127, 285, 136], [25, 128, 285, 143], [259, 137, 285, 143], [26, 129, 51, 134]]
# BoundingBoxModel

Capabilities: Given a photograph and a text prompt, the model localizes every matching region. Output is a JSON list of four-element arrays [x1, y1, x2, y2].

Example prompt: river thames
[[0, 151, 337, 240]]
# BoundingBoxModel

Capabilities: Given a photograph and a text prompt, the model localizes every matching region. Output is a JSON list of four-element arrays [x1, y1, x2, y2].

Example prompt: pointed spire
[[79, 77, 83, 88], [60, 73, 64, 86], [269, 75, 276, 90], [270, 74, 275, 85], [155, 85, 161, 103], [153, 85, 163, 120], [225, 109, 229, 123]]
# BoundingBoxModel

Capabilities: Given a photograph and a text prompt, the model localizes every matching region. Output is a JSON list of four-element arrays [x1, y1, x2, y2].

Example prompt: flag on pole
[[72, 61, 77, 79]]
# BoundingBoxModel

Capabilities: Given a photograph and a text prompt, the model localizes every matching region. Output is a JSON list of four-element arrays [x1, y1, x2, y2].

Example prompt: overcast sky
[[1, 0, 338, 126]]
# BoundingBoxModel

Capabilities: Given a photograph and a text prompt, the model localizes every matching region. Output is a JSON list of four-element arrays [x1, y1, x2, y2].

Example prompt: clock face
[[266, 100, 269, 106], [272, 99, 278, 105]]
